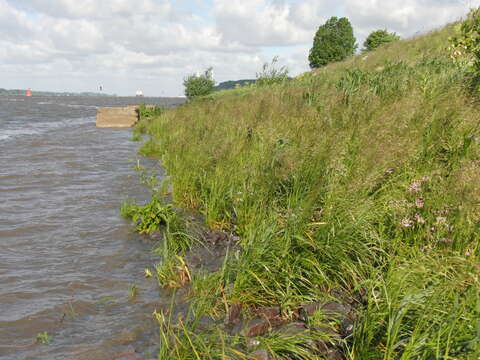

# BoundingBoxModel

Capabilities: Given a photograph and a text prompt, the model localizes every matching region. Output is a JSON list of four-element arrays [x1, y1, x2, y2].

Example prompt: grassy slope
[[139, 24, 480, 359]]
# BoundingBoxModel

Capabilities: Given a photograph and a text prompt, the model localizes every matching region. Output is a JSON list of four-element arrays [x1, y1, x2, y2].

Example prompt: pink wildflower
[[414, 213, 426, 224], [436, 216, 447, 225], [401, 218, 413, 227], [409, 181, 422, 193], [415, 199, 425, 208]]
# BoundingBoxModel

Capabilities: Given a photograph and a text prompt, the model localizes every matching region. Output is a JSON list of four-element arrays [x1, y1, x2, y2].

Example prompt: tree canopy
[[183, 68, 215, 101], [363, 29, 400, 52], [308, 17, 357, 69]]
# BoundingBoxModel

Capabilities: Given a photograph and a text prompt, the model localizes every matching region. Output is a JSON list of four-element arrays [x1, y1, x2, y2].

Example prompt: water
[[0, 95, 184, 359]]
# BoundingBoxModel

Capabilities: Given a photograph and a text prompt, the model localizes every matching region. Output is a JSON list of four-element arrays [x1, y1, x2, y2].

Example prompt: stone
[[228, 321, 244, 336], [148, 230, 163, 241], [96, 106, 139, 128], [314, 325, 340, 337], [320, 302, 352, 318], [225, 303, 242, 325], [203, 230, 229, 247], [243, 318, 272, 337], [315, 340, 344, 360], [340, 318, 354, 337], [324, 348, 344, 360], [115, 355, 143, 360], [114, 346, 143, 360], [275, 322, 308, 336], [251, 349, 272, 360], [246, 338, 261, 350], [243, 316, 287, 337], [257, 306, 280, 319], [196, 316, 216, 331], [299, 301, 324, 317]]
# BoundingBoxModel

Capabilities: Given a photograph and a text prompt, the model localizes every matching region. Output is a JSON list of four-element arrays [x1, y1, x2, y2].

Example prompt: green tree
[[363, 29, 400, 52], [309, 17, 357, 69], [183, 67, 215, 101]]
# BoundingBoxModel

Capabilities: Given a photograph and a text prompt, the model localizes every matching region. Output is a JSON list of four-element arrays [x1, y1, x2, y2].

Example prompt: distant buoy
[[25, 89, 32, 97]]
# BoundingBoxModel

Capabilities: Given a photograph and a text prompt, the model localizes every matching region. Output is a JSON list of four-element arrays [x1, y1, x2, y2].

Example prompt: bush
[[450, 8, 480, 91], [363, 29, 400, 51], [183, 67, 215, 101], [121, 197, 174, 234], [256, 56, 289, 87], [308, 16, 357, 69], [138, 104, 165, 119]]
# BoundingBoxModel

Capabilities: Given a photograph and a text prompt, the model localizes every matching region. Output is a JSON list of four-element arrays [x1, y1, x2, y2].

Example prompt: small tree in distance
[[183, 67, 215, 101], [363, 29, 400, 52], [309, 17, 357, 69]]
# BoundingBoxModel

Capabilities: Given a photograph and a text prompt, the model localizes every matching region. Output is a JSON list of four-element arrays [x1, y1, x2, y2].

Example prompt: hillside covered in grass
[[132, 22, 479, 359]]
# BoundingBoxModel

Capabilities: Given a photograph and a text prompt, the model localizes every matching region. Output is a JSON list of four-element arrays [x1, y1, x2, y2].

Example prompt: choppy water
[[0, 95, 184, 359]]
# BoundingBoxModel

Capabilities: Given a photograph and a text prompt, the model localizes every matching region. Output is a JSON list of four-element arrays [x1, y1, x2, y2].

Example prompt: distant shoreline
[[0, 92, 187, 99], [0, 89, 113, 97]]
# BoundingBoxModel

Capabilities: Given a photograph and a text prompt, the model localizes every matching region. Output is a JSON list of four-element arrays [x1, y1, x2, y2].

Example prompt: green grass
[[36, 331, 52, 345], [131, 22, 480, 359]]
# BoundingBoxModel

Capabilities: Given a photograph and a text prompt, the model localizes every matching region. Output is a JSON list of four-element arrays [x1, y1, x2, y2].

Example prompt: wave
[[0, 117, 94, 142], [60, 104, 98, 109], [36, 101, 98, 109]]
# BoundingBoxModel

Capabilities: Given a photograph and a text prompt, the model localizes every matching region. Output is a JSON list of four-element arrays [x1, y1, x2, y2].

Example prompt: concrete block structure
[[96, 106, 139, 128]]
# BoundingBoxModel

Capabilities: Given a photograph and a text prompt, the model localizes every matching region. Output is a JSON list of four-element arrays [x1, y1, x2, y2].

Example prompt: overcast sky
[[1, 0, 478, 96]]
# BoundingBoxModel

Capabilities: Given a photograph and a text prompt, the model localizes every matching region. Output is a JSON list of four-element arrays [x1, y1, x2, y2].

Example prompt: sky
[[1, 0, 479, 97]]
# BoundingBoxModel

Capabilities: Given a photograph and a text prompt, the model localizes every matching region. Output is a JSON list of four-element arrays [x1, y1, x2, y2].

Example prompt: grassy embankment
[[129, 23, 479, 359]]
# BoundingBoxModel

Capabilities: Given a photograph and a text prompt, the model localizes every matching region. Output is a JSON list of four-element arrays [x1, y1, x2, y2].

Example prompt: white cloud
[[0, 0, 477, 96], [213, 0, 335, 46], [345, 0, 477, 38], [13, 0, 173, 19]]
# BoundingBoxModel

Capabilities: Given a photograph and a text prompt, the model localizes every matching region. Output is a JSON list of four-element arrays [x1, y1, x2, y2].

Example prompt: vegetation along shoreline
[[122, 11, 480, 360]]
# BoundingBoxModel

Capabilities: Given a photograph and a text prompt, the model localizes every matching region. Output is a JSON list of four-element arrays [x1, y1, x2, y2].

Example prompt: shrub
[[121, 197, 175, 234], [308, 16, 357, 69], [363, 29, 400, 51], [138, 104, 165, 119], [450, 8, 480, 91], [256, 56, 289, 87], [450, 8, 480, 66], [183, 67, 215, 101]]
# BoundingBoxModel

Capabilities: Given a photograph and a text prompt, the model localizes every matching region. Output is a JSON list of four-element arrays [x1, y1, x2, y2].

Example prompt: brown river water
[[0, 95, 184, 359]]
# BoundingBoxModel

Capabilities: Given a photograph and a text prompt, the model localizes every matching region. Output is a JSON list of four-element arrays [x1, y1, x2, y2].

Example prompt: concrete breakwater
[[96, 105, 139, 128]]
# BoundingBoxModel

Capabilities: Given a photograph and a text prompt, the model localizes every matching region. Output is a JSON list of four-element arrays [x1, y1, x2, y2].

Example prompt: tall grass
[[136, 23, 479, 359]]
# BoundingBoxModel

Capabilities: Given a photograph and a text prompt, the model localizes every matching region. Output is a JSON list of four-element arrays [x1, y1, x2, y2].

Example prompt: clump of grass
[[131, 104, 166, 143], [36, 332, 52, 345], [129, 284, 139, 300], [130, 132, 142, 142], [138, 104, 166, 120], [256, 56, 289, 87], [156, 255, 192, 288], [154, 309, 249, 360], [129, 20, 480, 359]]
